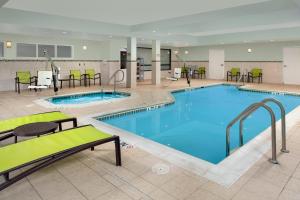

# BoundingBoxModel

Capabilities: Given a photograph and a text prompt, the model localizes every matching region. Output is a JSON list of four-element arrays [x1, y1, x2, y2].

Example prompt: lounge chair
[[0, 111, 77, 141], [248, 68, 263, 83], [15, 71, 37, 94], [227, 68, 240, 82], [193, 67, 206, 79], [0, 125, 121, 191], [28, 71, 52, 91], [70, 70, 85, 87], [85, 69, 101, 86]]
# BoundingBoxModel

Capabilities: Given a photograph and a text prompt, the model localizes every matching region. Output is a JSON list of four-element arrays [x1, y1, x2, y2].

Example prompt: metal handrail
[[109, 69, 125, 92], [225, 98, 288, 164], [237, 103, 277, 164], [261, 98, 288, 153]]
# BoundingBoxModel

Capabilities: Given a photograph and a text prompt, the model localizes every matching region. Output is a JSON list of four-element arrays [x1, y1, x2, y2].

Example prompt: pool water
[[49, 91, 129, 105], [100, 85, 300, 164]]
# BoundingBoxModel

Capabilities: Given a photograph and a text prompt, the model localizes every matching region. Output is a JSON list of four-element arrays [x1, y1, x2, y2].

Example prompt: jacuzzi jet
[[152, 163, 170, 175]]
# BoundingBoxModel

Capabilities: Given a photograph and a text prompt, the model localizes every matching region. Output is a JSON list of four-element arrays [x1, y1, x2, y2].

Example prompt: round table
[[13, 122, 58, 143]]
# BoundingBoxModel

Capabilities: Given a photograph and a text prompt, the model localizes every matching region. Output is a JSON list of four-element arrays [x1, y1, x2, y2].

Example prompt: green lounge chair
[[85, 69, 101, 86], [0, 111, 77, 142], [0, 125, 121, 191], [227, 68, 240, 82], [193, 67, 206, 79], [248, 68, 263, 83], [70, 70, 85, 87], [15, 71, 37, 94]]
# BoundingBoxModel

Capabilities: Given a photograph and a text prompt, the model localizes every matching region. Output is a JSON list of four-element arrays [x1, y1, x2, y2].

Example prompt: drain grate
[[152, 163, 170, 175]]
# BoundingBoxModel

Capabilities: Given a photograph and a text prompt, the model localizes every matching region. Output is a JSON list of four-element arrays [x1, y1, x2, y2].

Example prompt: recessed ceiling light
[[185, 50, 189, 54], [152, 30, 156, 33], [62, 31, 68, 34], [83, 45, 87, 50], [248, 48, 252, 53]]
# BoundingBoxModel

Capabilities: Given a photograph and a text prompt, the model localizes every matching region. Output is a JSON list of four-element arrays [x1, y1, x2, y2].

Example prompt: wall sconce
[[248, 48, 252, 53], [6, 41, 12, 48]]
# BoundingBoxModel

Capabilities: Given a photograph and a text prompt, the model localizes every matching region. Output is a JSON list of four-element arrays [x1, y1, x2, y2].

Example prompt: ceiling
[[1, 0, 300, 47]]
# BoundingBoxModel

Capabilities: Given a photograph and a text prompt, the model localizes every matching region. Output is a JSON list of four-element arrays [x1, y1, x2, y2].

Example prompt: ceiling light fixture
[[248, 48, 252, 53], [62, 31, 68, 34], [6, 41, 12, 48], [83, 45, 87, 50], [185, 50, 189, 54], [152, 30, 156, 33]]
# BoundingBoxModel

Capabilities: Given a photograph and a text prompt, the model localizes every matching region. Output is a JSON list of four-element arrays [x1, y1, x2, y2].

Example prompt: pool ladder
[[109, 69, 125, 93], [226, 98, 289, 164]]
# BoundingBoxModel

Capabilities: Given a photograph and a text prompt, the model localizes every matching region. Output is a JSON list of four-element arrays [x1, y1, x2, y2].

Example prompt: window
[[161, 49, 171, 70], [136, 47, 171, 70], [0, 42, 3, 57], [17, 43, 37, 57], [38, 44, 55, 57], [57, 45, 72, 58]]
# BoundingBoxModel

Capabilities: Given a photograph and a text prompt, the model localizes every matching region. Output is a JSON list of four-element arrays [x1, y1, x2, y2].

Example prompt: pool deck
[[1, 79, 300, 200]]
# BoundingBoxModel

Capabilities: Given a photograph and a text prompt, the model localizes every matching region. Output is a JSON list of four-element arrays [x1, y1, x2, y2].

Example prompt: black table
[[13, 122, 58, 143]]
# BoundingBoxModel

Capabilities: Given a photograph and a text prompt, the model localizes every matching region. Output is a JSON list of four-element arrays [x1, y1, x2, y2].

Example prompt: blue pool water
[[49, 91, 129, 105], [100, 85, 300, 164]]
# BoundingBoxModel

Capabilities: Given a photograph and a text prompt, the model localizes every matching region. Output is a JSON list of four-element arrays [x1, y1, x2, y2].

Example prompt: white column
[[126, 37, 137, 88], [152, 40, 161, 85]]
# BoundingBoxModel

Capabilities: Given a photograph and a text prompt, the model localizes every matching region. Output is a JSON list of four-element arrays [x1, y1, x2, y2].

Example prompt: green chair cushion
[[85, 69, 95, 78], [16, 71, 31, 84], [251, 68, 262, 77], [198, 67, 205, 73], [182, 67, 188, 73], [0, 111, 70, 133], [0, 125, 112, 173], [230, 68, 240, 76], [70, 70, 81, 80]]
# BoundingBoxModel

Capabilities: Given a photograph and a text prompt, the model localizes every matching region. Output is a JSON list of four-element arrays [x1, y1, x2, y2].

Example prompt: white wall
[[0, 33, 110, 60], [177, 41, 300, 61]]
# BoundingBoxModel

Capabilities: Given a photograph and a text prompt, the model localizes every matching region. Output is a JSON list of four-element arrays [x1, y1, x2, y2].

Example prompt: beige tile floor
[[1, 79, 300, 200]]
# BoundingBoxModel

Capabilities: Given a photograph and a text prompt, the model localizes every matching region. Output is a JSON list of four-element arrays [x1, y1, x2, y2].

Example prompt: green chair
[[193, 67, 206, 79], [181, 66, 188, 78], [0, 125, 121, 191], [15, 71, 37, 94], [0, 111, 77, 142], [227, 68, 240, 82], [85, 69, 101, 86], [248, 68, 263, 83], [70, 70, 85, 87]]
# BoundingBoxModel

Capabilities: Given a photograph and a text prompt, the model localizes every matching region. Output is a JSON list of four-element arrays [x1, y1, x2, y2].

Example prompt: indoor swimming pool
[[98, 85, 300, 164], [48, 91, 129, 105]]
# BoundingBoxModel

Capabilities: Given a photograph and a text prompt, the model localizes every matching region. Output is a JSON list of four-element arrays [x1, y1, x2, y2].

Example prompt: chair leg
[[18, 83, 20, 94], [115, 137, 122, 166]]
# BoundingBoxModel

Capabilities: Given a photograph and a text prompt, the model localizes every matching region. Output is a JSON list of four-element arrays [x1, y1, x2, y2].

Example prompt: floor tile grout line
[[76, 153, 155, 200], [277, 160, 300, 198], [25, 177, 44, 200], [53, 165, 90, 200]]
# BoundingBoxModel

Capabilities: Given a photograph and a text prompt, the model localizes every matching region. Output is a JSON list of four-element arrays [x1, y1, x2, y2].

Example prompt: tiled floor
[[1, 79, 300, 200]]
